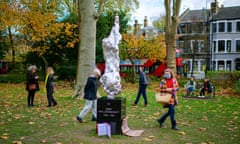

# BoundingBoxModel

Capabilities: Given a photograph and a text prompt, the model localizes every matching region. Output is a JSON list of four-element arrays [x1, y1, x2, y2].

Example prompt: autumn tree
[[121, 33, 166, 82], [20, 0, 78, 70], [0, 0, 20, 64], [164, 0, 181, 74], [74, 0, 139, 98]]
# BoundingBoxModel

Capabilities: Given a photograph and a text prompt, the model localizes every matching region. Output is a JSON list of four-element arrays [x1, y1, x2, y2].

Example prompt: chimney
[[133, 20, 139, 34], [144, 16, 148, 27], [211, 0, 218, 14]]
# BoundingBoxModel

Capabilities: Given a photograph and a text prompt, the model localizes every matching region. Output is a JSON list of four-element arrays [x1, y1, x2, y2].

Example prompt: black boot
[[157, 119, 164, 128], [171, 120, 179, 130]]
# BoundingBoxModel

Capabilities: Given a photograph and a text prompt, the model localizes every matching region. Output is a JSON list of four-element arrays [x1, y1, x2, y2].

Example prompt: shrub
[[233, 79, 240, 94], [56, 65, 76, 81]]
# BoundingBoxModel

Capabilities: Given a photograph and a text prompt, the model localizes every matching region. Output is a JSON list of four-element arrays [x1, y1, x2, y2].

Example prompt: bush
[[206, 71, 240, 88], [56, 65, 76, 81], [0, 69, 27, 83], [233, 79, 240, 94], [0, 68, 45, 83]]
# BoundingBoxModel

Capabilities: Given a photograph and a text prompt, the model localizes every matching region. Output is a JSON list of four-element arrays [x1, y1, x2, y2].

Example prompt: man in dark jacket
[[76, 68, 101, 122], [132, 67, 149, 106]]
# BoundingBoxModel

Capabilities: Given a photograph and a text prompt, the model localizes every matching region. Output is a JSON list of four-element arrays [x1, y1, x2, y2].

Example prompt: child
[[45, 67, 57, 107]]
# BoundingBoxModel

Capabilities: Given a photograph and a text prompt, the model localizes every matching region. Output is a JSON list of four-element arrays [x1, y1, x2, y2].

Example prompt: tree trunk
[[74, 0, 98, 98], [130, 59, 136, 83], [164, 0, 181, 74], [40, 55, 48, 74], [8, 27, 15, 67]]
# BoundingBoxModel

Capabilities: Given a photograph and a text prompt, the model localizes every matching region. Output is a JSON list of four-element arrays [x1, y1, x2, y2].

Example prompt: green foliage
[[0, 68, 45, 83], [56, 65, 76, 81], [96, 10, 130, 63], [0, 73, 25, 83], [0, 82, 239, 143], [206, 71, 240, 88], [25, 52, 44, 68], [233, 79, 240, 94]]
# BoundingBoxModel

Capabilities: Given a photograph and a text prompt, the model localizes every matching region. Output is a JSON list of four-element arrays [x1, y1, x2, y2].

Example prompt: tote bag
[[155, 92, 172, 104]]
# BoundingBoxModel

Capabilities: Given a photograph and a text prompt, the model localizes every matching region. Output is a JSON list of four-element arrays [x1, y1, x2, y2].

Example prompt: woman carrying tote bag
[[157, 68, 179, 130]]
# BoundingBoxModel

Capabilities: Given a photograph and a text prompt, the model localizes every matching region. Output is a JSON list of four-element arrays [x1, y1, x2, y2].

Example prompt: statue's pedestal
[[97, 97, 126, 134]]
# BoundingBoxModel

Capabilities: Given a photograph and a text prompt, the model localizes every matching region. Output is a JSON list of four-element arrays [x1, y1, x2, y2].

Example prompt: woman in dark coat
[[26, 65, 39, 107]]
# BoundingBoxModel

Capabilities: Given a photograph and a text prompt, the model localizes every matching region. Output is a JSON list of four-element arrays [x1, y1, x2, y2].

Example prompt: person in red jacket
[[157, 68, 179, 130]]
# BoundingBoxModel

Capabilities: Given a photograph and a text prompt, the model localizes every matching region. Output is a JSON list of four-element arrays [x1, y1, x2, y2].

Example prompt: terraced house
[[210, 4, 240, 71], [177, 1, 240, 78]]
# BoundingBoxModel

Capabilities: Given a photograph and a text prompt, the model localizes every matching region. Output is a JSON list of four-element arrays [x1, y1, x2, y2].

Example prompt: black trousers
[[47, 88, 57, 106], [27, 90, 35, 106]]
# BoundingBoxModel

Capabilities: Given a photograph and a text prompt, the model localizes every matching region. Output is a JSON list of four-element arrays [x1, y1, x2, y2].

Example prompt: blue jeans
[[78, 99, 97, 119], [134, 84, 148, 105], [158, 104, 176, 125]]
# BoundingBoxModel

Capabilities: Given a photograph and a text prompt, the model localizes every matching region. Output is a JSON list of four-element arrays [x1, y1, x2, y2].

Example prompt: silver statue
[[100, 15, 122, 99]]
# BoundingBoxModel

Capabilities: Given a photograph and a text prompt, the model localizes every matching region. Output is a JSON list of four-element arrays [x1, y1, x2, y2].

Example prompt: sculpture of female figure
[[100, 15, 122, 99]]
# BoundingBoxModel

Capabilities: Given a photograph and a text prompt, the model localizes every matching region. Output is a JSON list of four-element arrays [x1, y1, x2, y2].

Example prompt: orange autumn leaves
[[122, 33, 166, 62], [0, 0, 78, 55]]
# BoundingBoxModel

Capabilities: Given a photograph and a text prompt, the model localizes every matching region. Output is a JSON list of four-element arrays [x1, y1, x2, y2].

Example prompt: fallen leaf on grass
[[12, 140, 23, 144], [41, 139, 47, 143], [201, 116, 208, 121], [143, 137, 153, 142], [199, 127, 207, 131], [0, 135, 9, 140], [178, 131, 186, 135], [142, 135, 155, 142], [28, 121, 35, 125]]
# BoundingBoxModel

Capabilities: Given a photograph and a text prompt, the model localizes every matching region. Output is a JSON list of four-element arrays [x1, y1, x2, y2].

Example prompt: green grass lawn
[[0, 82, 239, 144]]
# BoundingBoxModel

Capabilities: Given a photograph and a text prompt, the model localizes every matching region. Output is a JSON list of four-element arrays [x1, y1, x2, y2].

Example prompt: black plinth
[[97, 96, 126, 134]]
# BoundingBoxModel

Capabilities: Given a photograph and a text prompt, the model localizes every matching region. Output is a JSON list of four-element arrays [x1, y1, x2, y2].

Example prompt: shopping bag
[[155, 93, 172, 104]]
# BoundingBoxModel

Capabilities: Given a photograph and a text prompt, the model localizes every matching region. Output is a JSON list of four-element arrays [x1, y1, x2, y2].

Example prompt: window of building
[[235, 58, 240, 70], [237, 21, 240, 32], [198, 40, 204, 52], [200, 60, 206, 71], [212, 23, 216, 33], [218, 61, 224, 70], [178, 40, 184, 49], [179, 24, 186, 34], [213, 41, 216, 52], [193, 60, 198, 72], [236, 40, 240, 52], [218, 40, 225, 52], [227, 40, 231, 52], [227, 22, 232, 32], [226, 61, 231, 71], [218, 22, 225, 32]]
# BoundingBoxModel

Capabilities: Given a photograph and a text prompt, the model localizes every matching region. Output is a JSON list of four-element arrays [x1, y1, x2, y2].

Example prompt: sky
[[130, 0, 240, 26]]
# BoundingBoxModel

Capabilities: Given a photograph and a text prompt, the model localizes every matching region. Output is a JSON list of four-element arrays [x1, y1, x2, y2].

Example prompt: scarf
[[44, 74, 49, 94]]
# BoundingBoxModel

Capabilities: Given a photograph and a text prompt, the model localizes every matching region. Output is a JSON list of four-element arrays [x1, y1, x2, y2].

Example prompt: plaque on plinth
[[97, 96, 126, 134]]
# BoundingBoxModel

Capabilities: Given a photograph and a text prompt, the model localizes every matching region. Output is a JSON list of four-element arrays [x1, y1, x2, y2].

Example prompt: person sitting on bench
[[186, 76, 196, 96], [200, 78, 212, 97]]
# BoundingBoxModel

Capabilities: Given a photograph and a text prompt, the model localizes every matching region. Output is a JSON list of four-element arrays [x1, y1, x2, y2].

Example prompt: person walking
[[157, 68, 179, 130], [76, 68, 101, 122], [44, 67, 57, 107], [26, 65, 39, 107], [132, 67, 149, 106]]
